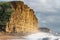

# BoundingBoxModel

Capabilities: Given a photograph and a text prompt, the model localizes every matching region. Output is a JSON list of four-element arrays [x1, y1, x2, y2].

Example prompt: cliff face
[[6, 1, 38, 33]]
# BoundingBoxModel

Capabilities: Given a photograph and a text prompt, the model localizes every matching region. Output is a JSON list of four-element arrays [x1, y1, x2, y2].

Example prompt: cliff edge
[[6, 1, 38, 34]]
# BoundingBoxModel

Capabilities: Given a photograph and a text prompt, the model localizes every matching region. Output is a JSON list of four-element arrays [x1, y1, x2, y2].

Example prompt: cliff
[[6, 1, 38, 34]]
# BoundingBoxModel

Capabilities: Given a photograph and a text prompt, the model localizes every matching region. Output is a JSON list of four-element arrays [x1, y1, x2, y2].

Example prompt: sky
[[0, 0, 60, 33]]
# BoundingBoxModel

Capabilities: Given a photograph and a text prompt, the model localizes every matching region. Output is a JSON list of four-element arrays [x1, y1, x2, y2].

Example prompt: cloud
[[42, 16, 60, 23], [22, 0, 60, 13], [38, 15, 60, 33]]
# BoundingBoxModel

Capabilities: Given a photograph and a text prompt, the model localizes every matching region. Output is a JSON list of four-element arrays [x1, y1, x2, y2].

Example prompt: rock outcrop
[[6, 1, 38, 34], [38, 27, 50, 32]]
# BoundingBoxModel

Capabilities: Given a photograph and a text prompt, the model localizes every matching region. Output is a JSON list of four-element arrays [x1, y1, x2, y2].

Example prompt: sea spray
[[23, 31, 60, 40]]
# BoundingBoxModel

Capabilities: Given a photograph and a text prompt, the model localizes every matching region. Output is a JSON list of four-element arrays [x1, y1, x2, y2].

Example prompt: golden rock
[[6, 1, 38, 34]]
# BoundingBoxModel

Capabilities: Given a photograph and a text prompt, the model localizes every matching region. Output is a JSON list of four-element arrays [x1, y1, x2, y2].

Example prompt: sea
[[16, 31, 60, 40], [0, 31, 59, 40], [4, 31, 59, 40]]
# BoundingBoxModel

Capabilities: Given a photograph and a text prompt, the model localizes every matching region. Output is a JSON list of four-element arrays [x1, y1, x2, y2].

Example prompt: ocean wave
[[23, 31, 60, 40]]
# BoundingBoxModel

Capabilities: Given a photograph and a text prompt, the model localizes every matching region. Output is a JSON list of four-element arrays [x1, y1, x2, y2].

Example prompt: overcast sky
[[0, 0, 60, 33]]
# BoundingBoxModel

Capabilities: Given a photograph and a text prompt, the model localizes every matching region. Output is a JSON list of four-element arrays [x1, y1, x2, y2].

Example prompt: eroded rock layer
[[6, 1, 38, 33]]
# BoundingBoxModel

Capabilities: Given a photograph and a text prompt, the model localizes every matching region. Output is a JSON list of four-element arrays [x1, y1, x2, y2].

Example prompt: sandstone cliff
[[6, 1, 38, 34]]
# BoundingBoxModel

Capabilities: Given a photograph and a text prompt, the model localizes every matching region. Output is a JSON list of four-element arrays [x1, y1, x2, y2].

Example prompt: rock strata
[[6, 1, 38, 34]]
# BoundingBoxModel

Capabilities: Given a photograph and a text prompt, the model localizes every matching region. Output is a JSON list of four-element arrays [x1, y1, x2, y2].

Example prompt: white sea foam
[[23, 31, 60, 40]]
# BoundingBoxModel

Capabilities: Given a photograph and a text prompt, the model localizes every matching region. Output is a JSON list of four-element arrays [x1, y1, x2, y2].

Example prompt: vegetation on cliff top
[[0, 2, 13, 25]]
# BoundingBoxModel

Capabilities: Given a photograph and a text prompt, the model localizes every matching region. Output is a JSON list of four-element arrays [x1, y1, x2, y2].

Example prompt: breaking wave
[[23, 31, 60, 40]]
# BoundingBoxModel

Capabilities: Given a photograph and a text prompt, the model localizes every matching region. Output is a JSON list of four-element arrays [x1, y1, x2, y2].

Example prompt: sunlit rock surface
[[6, 1, 38, 34]]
